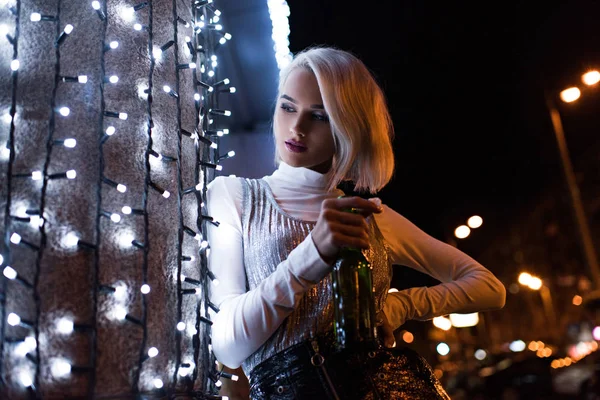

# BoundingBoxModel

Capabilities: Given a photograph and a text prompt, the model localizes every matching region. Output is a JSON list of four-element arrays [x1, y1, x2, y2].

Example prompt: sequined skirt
[[248, 336, 451, 400]]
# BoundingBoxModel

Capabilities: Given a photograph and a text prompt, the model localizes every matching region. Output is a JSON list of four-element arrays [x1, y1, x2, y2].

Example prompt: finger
[[329, 221, 369, 241], [378, 313, 397, 348], [330, 231, 370, 249], [324, 209, 369, 230], [333, 196, 383, 215]]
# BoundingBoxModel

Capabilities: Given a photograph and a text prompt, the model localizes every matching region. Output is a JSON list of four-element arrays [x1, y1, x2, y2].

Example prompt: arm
[[206, 177, 332, 368], [374, 206, 506, 330]]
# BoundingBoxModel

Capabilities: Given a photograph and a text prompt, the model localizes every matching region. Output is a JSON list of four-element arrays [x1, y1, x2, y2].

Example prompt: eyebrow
[[280, 94, 324, 110]]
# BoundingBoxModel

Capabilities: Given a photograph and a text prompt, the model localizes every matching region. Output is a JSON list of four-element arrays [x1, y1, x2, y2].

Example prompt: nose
[[290, 115, 308, 137]]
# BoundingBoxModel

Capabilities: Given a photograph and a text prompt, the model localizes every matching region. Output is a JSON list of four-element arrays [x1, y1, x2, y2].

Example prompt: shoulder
[[206, 176, 245, 226], [207, 176, 244, 200]]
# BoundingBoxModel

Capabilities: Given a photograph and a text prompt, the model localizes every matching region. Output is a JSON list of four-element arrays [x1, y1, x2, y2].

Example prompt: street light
[[582, 70, 600, 86], [518, 272, 557, 337], [546, 69, 600, 290]]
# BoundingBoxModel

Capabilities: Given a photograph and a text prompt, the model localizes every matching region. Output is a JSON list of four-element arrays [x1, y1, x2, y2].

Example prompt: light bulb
[[66, 170, 76, 179], [194, 93, 201, 101], [64, 138, 77, 148], [31, 171, 42, 180], [117, 184, 127, 193], [78, 75, 88, 83], [92, 1, 101, 10], [114, 285, 127, 301], [152, 47, 162, 59], [109, 41, 119, 49], [30, 13, 41, 22], [106, 126, 116, 136], [10, 233, 21, 244], [122, 206, 132, 214], [120, 6, 135, 22], [163, 85, 171, 93], [230, 87, 236, 93], [208, 70, 215, 77], [153, 378, 163, 389], [113, 306, 127, 320], [110, 213, 121, 223], [176, 322, 186, 331], [140, 284, 150, 294], [118, 113, 127, 120], [134, 23, 142, 31], [2, 113, 12, 124], [19, 371, 33, 387], [109, 75, 119, 83], [63, 232, 79, 247], [8, 312, 21, 326], [3, 266, 17, 280], [224, 33, 232, 40], [0, 254, 3, 265], [162, 191, 170, 199], [56, 318, 74, 334], [148, 347, 158, 358], [59, 107, 70, 116], [228, 150, 235, 157], [51, 359, 72, 377], [63, 24, 73, 34], [10, 59, 19, 71], [219, 37, 226, 44]]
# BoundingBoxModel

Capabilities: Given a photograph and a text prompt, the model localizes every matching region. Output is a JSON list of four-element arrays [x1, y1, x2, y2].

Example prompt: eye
[[312, 113, 329, 122], [280, 103, 295, 113]]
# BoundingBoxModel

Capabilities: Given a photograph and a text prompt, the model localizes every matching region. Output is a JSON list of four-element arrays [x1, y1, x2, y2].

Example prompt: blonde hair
[[274, 46, 395, 194]]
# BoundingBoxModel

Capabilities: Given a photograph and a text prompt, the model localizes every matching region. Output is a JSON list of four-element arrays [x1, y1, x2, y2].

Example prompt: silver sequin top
[[240, 178, 392, 375]]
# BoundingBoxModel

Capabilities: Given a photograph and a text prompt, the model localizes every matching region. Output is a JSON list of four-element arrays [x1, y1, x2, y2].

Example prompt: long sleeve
[[206, 177, 332, 368], [374, 206, 506, 331]]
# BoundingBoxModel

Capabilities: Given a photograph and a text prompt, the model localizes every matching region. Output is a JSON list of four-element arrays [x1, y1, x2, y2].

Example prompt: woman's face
[[274, 68, 335, 174]]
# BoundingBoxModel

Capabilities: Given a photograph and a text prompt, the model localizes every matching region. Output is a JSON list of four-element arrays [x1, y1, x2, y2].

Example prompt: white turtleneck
[[207, 162, 506, 369]]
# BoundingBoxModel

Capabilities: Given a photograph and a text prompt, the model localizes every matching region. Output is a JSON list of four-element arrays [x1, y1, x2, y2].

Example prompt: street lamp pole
[[545, 94, 600, 289]]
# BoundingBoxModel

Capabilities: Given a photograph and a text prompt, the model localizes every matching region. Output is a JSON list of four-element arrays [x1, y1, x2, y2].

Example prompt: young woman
[[207, 47, 506, 399]]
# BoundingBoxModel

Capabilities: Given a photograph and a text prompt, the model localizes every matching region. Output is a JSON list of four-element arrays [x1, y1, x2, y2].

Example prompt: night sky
[[287, 1, 600, 258]]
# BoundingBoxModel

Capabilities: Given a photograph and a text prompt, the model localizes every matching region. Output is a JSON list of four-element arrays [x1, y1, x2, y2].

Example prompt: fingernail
[[369, 197, 382, 207]]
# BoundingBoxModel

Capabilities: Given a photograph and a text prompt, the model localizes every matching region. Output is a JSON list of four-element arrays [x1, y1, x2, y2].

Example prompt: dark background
[[286, 0, 600, 263]]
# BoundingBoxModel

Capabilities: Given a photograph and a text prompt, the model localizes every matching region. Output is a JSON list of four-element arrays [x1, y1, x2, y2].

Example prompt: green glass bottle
[[331, 209, 377, 351]]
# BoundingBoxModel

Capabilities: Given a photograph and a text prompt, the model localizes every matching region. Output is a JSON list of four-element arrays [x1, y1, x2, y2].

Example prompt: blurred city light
[[509, 340, 526, 352], [467, 215, 483, 229], [436, 342, 450, 356], [582, 70, 600, 86], [560, 87, 581, 103], [432, 316, 452, 331], [474, 349, 487, 360], [593, 326, 600, 341], [449, 312, 479, 328], [518, 272, 543, 290], [518, 272, 532, 286], [454, 225, 470, 239], [572, 295, 583, 306], [528, 277, 543, 290], [402, 331, 414, 343]]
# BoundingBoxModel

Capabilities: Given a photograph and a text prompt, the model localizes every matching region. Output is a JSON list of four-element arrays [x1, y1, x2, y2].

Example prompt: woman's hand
[[311, 196, 383, 264]]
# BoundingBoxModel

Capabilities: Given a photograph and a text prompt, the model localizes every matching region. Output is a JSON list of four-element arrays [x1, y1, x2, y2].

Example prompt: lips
[[285, 140, 307, 153]]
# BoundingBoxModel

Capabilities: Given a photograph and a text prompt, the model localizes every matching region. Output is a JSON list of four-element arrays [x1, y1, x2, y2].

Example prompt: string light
[[0, 1, 238, 395], [91, 1, 106, 21], [55, 24, 74, 46]]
